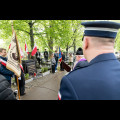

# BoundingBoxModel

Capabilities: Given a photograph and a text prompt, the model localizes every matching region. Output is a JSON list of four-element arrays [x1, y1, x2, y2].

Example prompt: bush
[[44, 67, 48, 72], [41, 67, 44, 73], [41, 67, 48, 73], [25, 73, 29, 80]]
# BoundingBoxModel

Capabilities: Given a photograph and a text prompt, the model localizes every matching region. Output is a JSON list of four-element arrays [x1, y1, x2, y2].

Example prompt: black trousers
[[37, 58, 41, 65], [52, 65, 55, 73], [15, 71, 25, 95], [60, 61, 64, 71], [45, 56, 48, 61]]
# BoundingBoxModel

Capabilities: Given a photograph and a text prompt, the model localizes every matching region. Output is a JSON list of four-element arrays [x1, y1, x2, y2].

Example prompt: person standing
[[50, 53, 56, 73], [36, 49, 41, 65], [0, 48, 14, 85], [44, 49, 48, 62], [58, 21, 120, 100], [54, 50, 59, 72], [60, 52, 65, 71], [69, 53, 73, 69], [15, 69, 25, 96]]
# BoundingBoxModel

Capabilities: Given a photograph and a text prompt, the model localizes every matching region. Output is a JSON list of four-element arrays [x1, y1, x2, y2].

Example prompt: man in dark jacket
[[54, 50, 59, 72], [36, 49, 41, 65], [60, 52, 65, 71], [0, 74, 16, 100], [44, 49, 48, 62], [0, 48, 14, 85]]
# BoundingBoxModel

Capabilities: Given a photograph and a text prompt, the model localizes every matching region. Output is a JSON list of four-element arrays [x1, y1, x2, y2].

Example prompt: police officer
[[58, 21, 120, 100]]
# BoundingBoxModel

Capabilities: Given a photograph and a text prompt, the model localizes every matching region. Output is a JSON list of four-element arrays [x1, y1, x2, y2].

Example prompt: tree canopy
[[0, 20, 120, 57]]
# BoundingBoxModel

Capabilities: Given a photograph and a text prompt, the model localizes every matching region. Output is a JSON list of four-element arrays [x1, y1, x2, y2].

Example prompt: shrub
[[25, 73, 29, 80], [41, 67, 44, 73], [41, 67, 48, 73], [44, 67, 48, 72]]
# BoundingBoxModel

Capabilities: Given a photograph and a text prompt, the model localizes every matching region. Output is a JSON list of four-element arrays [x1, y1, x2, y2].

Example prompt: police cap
[[81, 21, 120, 39]]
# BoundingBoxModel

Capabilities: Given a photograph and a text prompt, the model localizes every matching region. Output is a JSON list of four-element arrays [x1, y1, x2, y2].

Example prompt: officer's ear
[[83, 36, 89, 50]]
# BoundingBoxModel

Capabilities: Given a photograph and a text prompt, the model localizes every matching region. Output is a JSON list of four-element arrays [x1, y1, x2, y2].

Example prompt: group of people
[[1, 20, 120, 100], [67, 48, 89, 71], [36, 47, 88, 74], [0, 48, 25, 100], [51, 50, 65, 73], [36, 49, 49, 66]]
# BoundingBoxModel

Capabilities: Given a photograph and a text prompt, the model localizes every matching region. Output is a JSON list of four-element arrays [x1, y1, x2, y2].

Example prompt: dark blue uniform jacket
[[59, 53, 120, 100], [0, 56, 14, 81], [74, 60, 89, 70]]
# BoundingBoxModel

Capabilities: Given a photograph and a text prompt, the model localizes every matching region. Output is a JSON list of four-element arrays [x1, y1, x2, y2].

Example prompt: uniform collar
[[89, 53, 117, 66]]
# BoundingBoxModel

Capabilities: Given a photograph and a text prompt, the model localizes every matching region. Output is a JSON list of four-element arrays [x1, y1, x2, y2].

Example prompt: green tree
[[0, 20, 85, 56]]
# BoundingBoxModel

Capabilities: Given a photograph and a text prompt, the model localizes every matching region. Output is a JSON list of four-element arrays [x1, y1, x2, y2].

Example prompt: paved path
[[20, 71, 67, 100]]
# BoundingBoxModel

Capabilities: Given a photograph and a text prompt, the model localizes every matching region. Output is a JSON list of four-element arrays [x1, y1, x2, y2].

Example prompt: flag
[[58, 91, 61, 100], [62, 61, 71, 72], [6, 30, 21, 77], [8, 42, 23, 58], [25, 41, 29, 54], [20, 47, 24, 58], [58, 47, 62, 62], [8, 43, 11, 50], [31, 42, 37, 56]]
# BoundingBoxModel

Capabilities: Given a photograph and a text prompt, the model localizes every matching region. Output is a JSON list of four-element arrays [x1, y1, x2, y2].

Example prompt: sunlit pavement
[[20, 70, 66, 100]]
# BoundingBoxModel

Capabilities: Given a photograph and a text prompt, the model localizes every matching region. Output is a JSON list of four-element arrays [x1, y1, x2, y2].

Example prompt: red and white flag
[[25, 41, 29, 54], [8, 43, 11, 50], [31, 42, 37, 56], [20, 47, 24, 58], [58, 91, 61, 100]]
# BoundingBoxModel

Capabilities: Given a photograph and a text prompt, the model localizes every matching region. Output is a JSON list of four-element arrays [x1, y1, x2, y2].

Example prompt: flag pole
[[11, 20, 21, 100]]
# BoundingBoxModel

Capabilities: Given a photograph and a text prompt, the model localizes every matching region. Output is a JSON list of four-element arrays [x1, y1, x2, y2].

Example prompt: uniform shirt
[[58, 53, 120, 100]]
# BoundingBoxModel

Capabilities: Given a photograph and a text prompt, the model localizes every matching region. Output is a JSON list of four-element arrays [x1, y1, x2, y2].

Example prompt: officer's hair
[[0, 48, 6, 53], [90, 37, 115, 47]]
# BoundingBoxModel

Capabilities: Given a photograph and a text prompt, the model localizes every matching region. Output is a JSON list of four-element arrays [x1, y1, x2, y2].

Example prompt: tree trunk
[[48, 21, 53, 58], [48, 36, 53, 58], [73, 38, 76, 53], [28, 21, 34, 50]]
